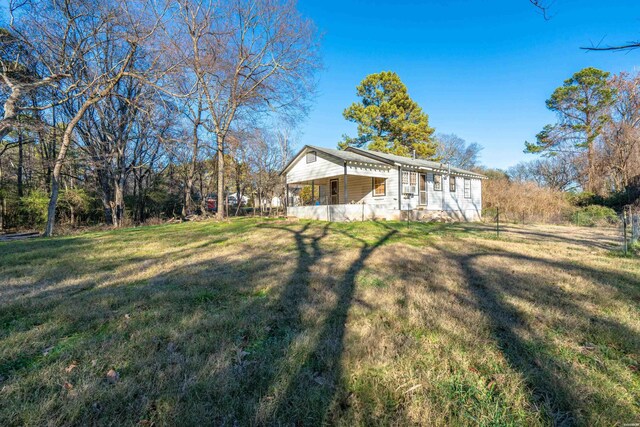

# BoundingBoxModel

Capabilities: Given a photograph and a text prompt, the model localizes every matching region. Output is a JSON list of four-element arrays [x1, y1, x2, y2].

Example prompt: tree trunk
[[587, 142, 595, 193], [183, 103, 202, 218], [216, 133, 225, 220], [43, 44, 136, 236], [17, 128, 23, 198], [44, 99, 94, 236], [98, 169, 114, 225], [199, 171, 206, 214], [48, 105, 56, 193], [114, 179, 124, 227]]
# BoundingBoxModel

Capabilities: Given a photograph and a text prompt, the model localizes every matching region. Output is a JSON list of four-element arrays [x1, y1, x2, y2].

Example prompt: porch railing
[[288, 195, 331, 207]]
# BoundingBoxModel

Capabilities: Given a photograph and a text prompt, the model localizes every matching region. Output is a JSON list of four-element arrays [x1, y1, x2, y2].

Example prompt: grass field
[[0, 218, 638, 426]]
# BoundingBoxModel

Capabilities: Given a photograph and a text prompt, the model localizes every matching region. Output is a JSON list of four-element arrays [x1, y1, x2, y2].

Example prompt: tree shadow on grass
[[431, 242, 640, 425], [488, 224, 621, 251], [244, 222, 398, 425], [1, 219, 399, 425], [2, 220, 636, 425]]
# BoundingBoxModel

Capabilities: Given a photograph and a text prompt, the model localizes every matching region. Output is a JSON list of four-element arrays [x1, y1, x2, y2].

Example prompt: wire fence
[[621, 206, 639, 255]]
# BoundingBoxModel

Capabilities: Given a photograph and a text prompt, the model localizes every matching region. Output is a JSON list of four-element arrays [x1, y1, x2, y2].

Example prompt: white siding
[[330, 173, 398, 208], [398, 172, 483, 220], [285, 149, 483, 221], [286, 149, 344, 183]]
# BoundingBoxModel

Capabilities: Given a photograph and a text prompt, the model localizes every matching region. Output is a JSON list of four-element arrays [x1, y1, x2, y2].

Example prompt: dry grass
[[0, 218, 638, 426]]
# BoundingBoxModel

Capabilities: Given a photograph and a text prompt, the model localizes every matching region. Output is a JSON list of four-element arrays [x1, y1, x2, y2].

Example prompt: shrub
[[18, 190, 49, 228], [567, 192, 604, 207], [483, 178, 574, 224], [572, 205, 619, 227]]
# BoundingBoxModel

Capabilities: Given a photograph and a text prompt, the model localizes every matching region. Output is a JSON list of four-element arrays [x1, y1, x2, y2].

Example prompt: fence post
[[496, 206, 500, 238], [623, 209, 628, 255], [632, 213, 639, 245]]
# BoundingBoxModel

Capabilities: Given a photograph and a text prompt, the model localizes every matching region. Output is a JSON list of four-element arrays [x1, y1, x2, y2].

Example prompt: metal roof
[[307, 145, 387, 165], [345, 147, 487, 178], [280, 144, 486, 179]]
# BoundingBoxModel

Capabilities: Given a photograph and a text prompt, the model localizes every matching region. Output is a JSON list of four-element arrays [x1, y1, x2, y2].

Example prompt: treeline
[[0, 0, 319, 234], [481, 68, 640, 225]]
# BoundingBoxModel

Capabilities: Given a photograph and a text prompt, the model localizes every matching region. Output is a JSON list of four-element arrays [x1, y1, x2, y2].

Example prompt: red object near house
[[206, 197, 217, 211]]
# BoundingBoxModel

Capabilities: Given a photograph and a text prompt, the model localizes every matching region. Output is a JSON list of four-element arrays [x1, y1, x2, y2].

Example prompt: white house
[[280, 145, 486, 221]]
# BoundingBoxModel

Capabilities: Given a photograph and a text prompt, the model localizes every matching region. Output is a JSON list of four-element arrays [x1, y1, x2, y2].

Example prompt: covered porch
[[285, 172, 399, 221]]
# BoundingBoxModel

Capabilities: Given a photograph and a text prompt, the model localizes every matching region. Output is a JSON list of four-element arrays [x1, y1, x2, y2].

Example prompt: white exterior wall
[[389, 171, 482, 220], [424, 174, 482, 220], [286, 150, 345, 183], [285, 150, 482, 221], [326, 173, 398, 208], [288, 204, 400, 221]]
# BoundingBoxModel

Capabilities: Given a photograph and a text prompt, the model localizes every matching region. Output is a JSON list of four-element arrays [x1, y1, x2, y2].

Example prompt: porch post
[[311, 180, 315, 204], [343, 162, 348, 204], [285, 183, 289, 209], [397, 166, 402, 211]]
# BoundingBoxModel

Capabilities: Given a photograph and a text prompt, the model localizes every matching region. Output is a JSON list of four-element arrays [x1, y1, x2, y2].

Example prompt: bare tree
[[0, 27, 69, 143], [434, 133, 482, 169], [508, 156, 578, 191], [529, 0, 552, 20], [181, 96, 206, 217], [598, 72, 640, 191], [171, 0, 319, 219], [527, 0, 640, 52], [7, 0, 166, 235]]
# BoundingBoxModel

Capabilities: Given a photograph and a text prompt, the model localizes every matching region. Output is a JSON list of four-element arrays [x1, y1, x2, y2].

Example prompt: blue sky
[[296, 0, 640, 169]]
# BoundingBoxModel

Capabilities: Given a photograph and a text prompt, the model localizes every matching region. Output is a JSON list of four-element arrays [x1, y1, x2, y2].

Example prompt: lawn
[[0, 218, 638, 426]]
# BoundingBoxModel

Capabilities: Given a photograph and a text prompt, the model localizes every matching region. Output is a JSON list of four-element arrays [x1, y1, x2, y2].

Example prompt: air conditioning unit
[[402, 185, 417, 194]]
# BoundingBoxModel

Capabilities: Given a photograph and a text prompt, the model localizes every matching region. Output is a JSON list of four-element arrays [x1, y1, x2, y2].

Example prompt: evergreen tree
[[339, 71, 436, 158], [525, 67, 616, 192]]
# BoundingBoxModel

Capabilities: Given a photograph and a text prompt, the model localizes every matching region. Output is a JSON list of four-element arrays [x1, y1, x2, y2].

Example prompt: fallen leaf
[[106, 369, 120, 383], [63, 381, 73, 390], [403, 384, 422, 394], [42, 345, 54, 356], [124, 314, 131, 320], [65, 362, 78, 373]]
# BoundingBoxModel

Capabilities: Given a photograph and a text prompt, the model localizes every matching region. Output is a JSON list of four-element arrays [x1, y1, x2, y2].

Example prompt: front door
[[419, 173, 427, 205], [330, 179, 339, 204]]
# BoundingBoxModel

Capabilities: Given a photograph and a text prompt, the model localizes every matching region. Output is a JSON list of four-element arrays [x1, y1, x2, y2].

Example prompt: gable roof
[[345, 147, 486, 178], [280, 145, 387, 175]]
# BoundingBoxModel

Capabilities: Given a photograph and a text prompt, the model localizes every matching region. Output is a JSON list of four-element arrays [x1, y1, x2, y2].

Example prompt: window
[[306, 150, 316, 163], [464, 178, 471, 198], [372, 177, 386, 196], [434, 174, 442, 191], [402, 171, 417, 185], [449, 176, 456, 193]]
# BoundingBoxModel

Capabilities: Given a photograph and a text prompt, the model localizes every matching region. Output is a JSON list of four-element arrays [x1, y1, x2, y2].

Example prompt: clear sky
[[296, 0, 640, 169]]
